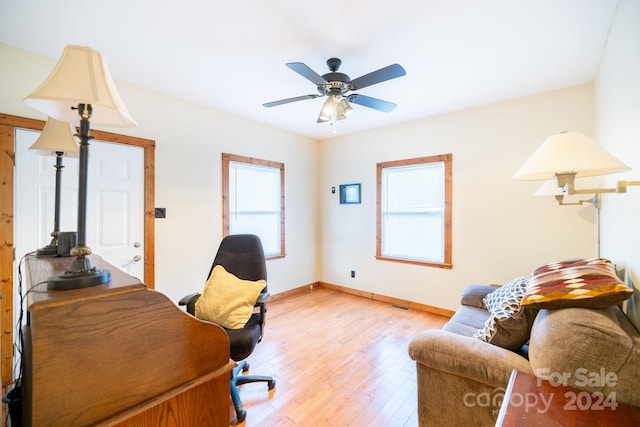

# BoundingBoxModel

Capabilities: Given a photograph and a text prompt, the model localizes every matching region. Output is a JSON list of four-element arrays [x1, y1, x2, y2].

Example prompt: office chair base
[[230, 360, 276, 425]]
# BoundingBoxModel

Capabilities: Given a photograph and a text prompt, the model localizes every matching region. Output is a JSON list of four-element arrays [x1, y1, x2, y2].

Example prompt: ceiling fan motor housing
[[318, 77, 351, 96], [318, 58, 352, 95], [327, 57, 341, 71]]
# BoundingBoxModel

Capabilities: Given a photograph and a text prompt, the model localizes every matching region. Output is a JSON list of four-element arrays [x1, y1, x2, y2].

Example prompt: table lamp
[[28, 117, 79, 256], [24, 45, 137, 289]]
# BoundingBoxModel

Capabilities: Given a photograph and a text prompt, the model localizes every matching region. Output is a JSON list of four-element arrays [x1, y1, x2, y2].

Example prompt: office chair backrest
[[210, 234, 267, 291]]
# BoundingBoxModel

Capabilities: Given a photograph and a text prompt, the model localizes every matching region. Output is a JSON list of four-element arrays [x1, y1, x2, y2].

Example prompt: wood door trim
[[0, 112, 156, 388]]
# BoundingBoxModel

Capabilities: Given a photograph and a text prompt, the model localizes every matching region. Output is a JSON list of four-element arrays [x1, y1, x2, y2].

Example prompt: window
[[376, 154, 452, 268], [222, 153, 285, 259]]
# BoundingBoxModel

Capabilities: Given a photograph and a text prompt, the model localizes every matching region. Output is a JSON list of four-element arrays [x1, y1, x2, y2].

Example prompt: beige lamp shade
[[512, 131, 630, 181], [23, 45, 136, 128], [28, 117, 80, 157]]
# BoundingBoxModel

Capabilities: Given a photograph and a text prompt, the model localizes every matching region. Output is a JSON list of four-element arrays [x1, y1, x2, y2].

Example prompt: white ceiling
[[0, 0, 618, 139]]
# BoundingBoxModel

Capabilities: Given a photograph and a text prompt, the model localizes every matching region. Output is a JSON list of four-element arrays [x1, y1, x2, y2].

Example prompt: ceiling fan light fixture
[[339, 98, 354, 117], [317, 96, 334, 123], [333, 95, 353, 121], [336, 97, 346, 121]]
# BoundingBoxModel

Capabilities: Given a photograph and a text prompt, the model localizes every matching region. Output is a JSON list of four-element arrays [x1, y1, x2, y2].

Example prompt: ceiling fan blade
[[349, 64, 406, 90], [347, 94, 397, 112], [263, 94, 321, 108], [286, 62, 328, 86]]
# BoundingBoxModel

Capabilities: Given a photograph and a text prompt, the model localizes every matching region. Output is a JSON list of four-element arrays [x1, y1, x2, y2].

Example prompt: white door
[[86, 141, 145, 278], [14, 128, 145, 279]]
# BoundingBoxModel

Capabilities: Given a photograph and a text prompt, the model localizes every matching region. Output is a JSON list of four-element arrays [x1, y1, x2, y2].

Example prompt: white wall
[[0, 43, 321, 304], [319, 84, 597, 311], [2, 43, 605, 313], [596, 0, 640, 286]]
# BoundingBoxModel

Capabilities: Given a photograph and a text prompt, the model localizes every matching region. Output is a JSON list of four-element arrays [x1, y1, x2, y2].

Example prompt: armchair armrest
[[409, 329, 532, 387]]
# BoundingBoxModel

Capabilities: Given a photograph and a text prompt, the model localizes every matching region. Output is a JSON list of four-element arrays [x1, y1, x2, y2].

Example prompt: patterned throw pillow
[[474, 277, 538, 350], [532, 257, 604, 276], [522, 258, 632, 309], [482, 277, 528, 311]]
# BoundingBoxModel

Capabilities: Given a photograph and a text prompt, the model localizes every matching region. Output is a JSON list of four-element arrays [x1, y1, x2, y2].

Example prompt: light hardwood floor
[[232, 287, 449, 426]]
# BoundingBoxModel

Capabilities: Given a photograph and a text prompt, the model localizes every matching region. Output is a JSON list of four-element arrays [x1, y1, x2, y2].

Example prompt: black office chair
[[179, 234, 275, 424]]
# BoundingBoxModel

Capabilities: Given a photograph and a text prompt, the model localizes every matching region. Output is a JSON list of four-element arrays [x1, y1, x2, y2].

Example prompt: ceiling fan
[[263, 58, 406, 124]]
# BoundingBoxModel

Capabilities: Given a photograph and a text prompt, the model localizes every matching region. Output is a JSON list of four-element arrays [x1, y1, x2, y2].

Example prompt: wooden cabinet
[[496, 370, 640, 426], [21, 255, 233, 426]]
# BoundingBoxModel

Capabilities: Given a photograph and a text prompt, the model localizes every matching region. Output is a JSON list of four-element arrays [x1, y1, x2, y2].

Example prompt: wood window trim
[[222, 153, 286, 260], [0, 112, 155, 389], [376, 153, 453, 269]]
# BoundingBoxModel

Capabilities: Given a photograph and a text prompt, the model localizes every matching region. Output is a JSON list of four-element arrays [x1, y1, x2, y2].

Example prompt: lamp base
[[47, 255, 111, 290], [36, 245, 58, 256]]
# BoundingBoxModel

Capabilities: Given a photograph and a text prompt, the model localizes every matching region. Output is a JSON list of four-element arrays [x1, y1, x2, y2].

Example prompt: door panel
[[89, 142, 144, 278], [15, 129, 145, 280], [15, 129, 79, 254]]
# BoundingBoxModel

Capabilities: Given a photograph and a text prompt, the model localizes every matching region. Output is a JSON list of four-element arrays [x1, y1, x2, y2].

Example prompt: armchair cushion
[[195, 265, 266, 329], [460, 284, 498, 309], [474, 277, 538, 350]]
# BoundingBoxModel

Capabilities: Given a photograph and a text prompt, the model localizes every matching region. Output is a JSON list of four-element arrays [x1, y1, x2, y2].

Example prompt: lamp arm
[[618, 180, 640, 192], [554, 194, 600, 207], [571, 187, 617, 195], [555, 172, 640, 195], [570, 180, 640, 195]]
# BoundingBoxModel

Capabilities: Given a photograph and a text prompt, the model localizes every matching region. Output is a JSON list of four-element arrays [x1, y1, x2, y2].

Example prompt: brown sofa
[[408, 284, 640, 427]]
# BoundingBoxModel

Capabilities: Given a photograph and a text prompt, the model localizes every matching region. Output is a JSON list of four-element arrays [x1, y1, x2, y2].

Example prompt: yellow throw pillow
[[195, 265, 266, 329]]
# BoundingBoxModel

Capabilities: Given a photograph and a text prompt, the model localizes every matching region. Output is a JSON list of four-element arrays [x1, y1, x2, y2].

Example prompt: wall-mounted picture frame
[[339, 183, 361, 204]]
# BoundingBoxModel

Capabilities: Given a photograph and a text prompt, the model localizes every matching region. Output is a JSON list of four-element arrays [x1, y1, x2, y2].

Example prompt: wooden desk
[[496, 370, 640, 426], [22, 254, 234, 427]]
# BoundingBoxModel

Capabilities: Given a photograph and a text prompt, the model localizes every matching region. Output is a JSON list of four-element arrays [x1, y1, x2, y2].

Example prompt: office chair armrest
[[178, 293, 201, 306], [255, 292, 269, 306], [256, 292, 269, 314]]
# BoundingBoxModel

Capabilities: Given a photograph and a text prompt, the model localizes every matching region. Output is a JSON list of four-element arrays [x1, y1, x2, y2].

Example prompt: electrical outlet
[[351, 270, 355, 278]]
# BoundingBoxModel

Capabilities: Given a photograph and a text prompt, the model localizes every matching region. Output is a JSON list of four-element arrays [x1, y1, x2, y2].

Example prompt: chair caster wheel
[[268, 379, 276, 390], [232, 409, 247, 425], [242, 363, 250, 372]]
